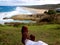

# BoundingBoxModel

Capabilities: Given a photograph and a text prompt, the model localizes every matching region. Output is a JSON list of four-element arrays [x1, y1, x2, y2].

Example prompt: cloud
[[0, 0, 26, 6], [0, 0, 60, 6]]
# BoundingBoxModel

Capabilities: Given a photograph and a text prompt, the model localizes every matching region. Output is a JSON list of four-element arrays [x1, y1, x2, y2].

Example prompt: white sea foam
[[0, 7, 34, 24], [0, 7, 33, 19]]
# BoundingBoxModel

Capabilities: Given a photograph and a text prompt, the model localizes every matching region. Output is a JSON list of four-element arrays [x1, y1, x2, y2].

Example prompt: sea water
[[0, 6, 36, 24]]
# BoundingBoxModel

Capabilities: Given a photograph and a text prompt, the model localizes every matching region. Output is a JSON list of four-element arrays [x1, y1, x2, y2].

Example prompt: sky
[[0, 0, 60, 6]]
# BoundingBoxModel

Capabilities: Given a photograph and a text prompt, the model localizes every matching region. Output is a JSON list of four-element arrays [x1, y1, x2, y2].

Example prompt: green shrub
[[47, 10, 56, 15]]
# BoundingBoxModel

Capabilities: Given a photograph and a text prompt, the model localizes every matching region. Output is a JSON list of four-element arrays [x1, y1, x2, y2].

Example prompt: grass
[[0, 24, 60, 45]]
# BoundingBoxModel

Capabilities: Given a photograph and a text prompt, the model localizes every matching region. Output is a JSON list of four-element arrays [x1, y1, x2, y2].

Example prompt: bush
[[47, 10, 56, 15], [44, 11, 48, 14]]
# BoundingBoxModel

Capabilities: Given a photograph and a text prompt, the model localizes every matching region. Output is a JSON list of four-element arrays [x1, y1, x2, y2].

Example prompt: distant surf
[[0, 6, 33, 19], [0, 6, 34, 24]]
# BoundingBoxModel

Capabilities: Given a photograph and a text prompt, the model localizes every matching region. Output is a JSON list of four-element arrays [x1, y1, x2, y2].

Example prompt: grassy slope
[[0, 24, 60, 45]]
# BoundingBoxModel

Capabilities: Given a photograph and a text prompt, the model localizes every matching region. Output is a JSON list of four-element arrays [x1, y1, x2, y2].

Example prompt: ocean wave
[[0, 6, 33, 19]]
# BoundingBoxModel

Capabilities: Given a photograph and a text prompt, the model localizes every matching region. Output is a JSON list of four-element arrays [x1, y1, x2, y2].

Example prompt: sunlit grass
[[0, 24, 60, 45]]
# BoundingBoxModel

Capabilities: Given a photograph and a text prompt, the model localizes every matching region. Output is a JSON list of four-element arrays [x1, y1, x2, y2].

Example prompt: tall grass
[[0, 24, 60, 45]]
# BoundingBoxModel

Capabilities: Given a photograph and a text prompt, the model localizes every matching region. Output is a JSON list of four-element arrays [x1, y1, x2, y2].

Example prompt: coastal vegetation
[[10, 9, 60, 25]]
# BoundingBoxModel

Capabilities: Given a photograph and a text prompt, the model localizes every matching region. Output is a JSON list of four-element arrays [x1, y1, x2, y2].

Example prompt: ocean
[[0, 6, 16, 12], [0, 6, 35, 24]]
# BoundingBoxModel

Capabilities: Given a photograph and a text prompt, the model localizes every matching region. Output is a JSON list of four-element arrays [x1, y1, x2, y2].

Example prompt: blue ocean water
[[0, 6, 16, 12]]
